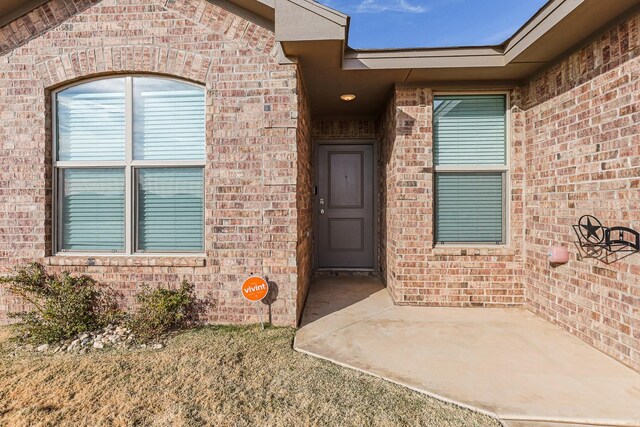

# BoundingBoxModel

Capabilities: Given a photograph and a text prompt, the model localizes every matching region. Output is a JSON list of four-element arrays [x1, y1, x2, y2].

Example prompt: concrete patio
[[295, 277, 640, 427]]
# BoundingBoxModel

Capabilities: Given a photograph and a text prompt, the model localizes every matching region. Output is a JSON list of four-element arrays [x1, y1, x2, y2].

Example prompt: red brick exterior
[[376, 13, 640, 371], [378, 88, 526, 306], [522, 13, 640, 371], [312, 119, 379, 139], [296, 71, 313, 322], [0, 0, 305, 327], [0, 0, 638, 372]]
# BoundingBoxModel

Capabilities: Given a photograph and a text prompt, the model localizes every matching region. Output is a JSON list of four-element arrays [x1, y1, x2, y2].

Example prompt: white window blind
[[54, 76, 206, 255], [433, 94, 507, 244], [60, 168, 125, 251], [133, 77, 205, 161], [56, 78, 126, 161], [434, 95, 506, 166], [435, 173, 503, 243], [137, 168, 204, 252]]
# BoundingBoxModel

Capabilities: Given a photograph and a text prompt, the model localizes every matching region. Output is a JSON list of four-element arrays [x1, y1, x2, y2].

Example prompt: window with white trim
[[54, 76, 205, 254], [433, 94, 508, 244]]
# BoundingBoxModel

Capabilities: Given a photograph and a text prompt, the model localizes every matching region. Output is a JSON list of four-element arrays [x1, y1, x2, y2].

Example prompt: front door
[[317, 144, 374, 269]]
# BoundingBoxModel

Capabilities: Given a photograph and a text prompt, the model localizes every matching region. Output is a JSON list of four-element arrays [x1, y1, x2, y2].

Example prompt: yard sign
[[242, 276, 269, 302], [242, 276, 269, 329]]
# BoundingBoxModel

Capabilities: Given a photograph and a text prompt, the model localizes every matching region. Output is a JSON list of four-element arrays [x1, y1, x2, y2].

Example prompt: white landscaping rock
[[21, 325, 165, 355]]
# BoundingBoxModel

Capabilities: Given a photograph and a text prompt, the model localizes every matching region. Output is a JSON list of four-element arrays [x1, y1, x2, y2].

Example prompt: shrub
[[1, 263, 202, 346], [1, 263, 122, 343], [127, 281, 196, 342]]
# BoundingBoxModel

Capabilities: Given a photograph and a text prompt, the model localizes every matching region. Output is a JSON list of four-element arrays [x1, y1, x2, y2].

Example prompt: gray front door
[[317, 144, 374, 268]]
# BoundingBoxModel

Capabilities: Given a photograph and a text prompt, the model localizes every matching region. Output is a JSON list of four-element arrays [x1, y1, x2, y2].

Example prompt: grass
[[0, 326, 501, 427]]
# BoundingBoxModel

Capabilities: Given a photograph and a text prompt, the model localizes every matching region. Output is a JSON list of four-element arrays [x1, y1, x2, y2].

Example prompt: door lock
[[320, 209, 325, 215]]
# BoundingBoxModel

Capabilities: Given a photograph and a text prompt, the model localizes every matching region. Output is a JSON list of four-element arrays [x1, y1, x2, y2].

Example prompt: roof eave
[[337, 0, 579, 71], [344, 47, 506, 70], [227, 0, 276, 22], [275, 0, 348, 43]]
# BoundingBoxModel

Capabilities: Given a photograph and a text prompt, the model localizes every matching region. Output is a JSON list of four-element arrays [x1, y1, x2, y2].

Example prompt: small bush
[[2, 263, 202, 346], [1, 263, 121, 343], [127, 281, 196, 342]]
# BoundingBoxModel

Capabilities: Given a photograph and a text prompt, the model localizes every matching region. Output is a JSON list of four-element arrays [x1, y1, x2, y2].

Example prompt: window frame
[[433, 91, 511, 247], [52, 75, 206, 256]]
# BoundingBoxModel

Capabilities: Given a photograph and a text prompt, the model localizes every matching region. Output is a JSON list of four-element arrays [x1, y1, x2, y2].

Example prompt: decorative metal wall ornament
[[573, 215, 639, 253]]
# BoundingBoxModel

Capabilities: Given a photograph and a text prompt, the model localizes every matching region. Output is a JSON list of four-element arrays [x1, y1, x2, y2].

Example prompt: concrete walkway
[[295, 277, 640, 427]]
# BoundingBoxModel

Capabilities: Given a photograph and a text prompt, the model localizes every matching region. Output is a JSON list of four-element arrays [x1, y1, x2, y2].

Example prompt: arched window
[[53, 76, 205, 254]]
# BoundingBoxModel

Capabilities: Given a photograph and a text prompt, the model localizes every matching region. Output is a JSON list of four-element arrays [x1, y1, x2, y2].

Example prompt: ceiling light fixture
[[340, 94, 356, 102]]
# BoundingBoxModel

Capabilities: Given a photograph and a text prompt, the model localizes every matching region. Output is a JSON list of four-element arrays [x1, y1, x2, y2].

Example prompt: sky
[[316, 0, 549, 49]]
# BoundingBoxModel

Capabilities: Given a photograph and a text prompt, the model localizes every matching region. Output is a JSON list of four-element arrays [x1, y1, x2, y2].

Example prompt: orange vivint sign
[[241, 276, 269, 302]]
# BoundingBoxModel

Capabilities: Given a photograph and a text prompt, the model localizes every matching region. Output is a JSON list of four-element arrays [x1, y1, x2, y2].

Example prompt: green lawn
[[0, 326, 501, 426]]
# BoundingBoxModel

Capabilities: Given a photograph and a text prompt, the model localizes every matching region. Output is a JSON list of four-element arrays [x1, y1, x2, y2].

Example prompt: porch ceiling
[[285, 0, 639, 119]]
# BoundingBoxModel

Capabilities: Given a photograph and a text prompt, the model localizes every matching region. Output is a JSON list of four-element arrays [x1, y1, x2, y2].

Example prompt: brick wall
[[296, 69, 313, 323], [376, 12, 640, 371], [378, 87, 526, 306], [0, 0, 302, 326], [521, 12, 640, 371], [379, 96, 396, 291], [1, 0, 637, 372], [311, 119, 379, 139]]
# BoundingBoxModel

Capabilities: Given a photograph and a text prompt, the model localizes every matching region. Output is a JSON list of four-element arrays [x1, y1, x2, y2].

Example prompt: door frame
[[313, 138, 379, 272]]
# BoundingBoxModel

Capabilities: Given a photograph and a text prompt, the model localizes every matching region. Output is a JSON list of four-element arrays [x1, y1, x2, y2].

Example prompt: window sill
[[431, 246, 516, 257], [45, 256, 206, 267]]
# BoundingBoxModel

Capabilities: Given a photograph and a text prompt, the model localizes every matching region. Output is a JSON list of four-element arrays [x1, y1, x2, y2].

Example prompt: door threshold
[[314, 268, 379, 278]]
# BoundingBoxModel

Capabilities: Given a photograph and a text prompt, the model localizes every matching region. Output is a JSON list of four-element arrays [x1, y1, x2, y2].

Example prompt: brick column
[[380, 87, 433, 301]]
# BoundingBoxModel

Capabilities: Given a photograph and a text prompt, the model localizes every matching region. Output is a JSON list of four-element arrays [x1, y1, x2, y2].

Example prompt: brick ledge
[[430, 246, 517, 257], [44, 256, 206, 267]]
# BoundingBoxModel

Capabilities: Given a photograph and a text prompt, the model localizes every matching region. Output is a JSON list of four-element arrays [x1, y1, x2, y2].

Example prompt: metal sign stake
[[259, 303, 264, 331]]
